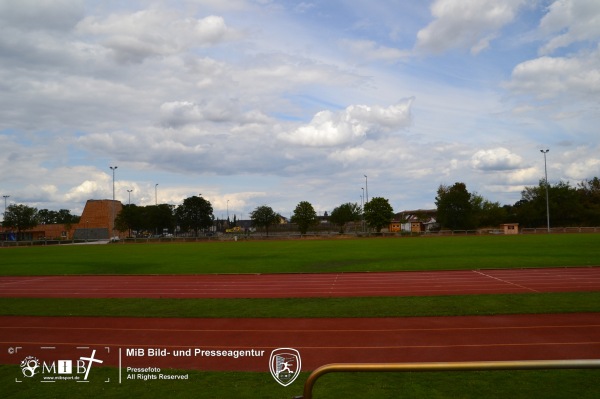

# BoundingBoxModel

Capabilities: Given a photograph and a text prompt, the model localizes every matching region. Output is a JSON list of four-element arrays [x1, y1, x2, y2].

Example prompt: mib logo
[[269, 348, 301, 387], [17, 350, 103, 382]]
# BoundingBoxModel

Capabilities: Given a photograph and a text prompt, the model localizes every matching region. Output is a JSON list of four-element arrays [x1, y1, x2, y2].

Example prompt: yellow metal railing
[[294, 359, 600, 399]]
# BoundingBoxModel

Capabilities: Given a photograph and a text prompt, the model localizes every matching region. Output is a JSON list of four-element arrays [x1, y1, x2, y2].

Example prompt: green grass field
[[2, 234, 599, 398], [2, 234, 599, 275]]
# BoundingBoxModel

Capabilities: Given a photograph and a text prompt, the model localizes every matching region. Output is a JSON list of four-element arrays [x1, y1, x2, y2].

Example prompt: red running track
[[1, 267, 599, 298], [1, 313, 599, 371]]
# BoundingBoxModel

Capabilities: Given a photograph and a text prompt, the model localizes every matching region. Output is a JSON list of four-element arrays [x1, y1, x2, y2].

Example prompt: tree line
[[3, 176, 599, 237], [436, 177, 600, 230], [113, 196, 395, 236], [2, 205, 80, 233], [245, 198, 395, 235]]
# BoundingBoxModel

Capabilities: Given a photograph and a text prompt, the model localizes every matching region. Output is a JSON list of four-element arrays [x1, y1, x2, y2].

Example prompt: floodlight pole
[[127, 189, 133, 205], [109, 166, 118, 239], [361, 188, 365, 232], [2, 195, 9, 232], [155, 184, 158, 205], [109, 166, 118, 200], [540, 149, 550, 233], [364, 175, 369, 203]]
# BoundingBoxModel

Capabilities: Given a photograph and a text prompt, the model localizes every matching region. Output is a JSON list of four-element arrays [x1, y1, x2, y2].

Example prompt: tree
[[37, 209, 54, 224], [435, 182, 474, 230], [578, 177, 600, 226], [175, 196, 213, 237], [329, 202, 362, 233], [250, 205, 281, 235], [115, 204, 143, 236], [144, 204, 176, 235], [470, 194, 507, 228], [290, 201, 318, 235], [37, 209, 80, 224], [516, 180, 582, 227], [3, 204, 39, 236], [57, 209, 80, 224], [363, 197, 394, 233]]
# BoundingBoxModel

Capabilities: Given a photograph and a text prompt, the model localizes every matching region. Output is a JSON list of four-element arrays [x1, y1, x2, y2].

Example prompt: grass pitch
[[1, 234, 599, 275]]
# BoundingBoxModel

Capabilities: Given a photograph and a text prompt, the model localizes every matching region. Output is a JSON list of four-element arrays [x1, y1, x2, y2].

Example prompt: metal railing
[[294, 359, 600, 399]]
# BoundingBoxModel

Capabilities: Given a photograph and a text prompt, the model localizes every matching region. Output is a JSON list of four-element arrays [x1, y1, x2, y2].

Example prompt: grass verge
[[1, 292, 600, 318]]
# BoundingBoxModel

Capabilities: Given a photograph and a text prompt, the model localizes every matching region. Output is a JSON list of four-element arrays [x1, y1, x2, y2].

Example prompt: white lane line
[[472, 270, 540, 293]]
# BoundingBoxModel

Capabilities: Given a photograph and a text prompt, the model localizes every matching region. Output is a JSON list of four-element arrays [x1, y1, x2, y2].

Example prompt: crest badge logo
[[269, 348, 301, 386]]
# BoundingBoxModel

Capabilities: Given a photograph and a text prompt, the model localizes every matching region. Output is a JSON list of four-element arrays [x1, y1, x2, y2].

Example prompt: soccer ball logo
[[20, 356, 40, 378]]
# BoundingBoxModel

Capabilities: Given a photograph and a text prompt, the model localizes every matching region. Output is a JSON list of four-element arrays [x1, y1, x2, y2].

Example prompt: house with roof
[[391, 209, 439, 233]]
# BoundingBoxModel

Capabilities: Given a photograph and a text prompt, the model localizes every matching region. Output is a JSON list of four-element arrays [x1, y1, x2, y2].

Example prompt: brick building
[[73, 199, 123, 240], [3, 199, 123, 240]]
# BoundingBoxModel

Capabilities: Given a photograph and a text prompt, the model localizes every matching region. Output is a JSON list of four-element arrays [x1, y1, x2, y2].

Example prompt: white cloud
[[341, 39, 409, 62], [506, 48, 600, 100], [76, 10, 238, 63], [280, 99, 413, 147], [506, 167, 544, 187], [160, 100, 234, 126], [65, 179, 108, 202], [294, 2, 315, 14], [416, 0, 526, 54], [471, 147, 524, 171], [328, 147, 370, 165], [539, 0, 600, 55], [565, 158, 600, 180], [186, 0, 251, 12], [239, 53, 364, 92]]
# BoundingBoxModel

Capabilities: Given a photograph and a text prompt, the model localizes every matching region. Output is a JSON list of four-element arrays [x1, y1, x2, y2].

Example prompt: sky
[[1, 0, 599, 220]]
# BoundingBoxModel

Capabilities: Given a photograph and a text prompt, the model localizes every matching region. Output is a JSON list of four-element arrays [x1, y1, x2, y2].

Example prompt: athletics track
[[1, 267, 600, 298], [1, 267, 599, 372]]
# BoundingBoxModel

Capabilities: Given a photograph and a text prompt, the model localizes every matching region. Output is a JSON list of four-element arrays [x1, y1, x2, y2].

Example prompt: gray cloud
[[0, 0, 84, 32], [76, 11, 239, 63]]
